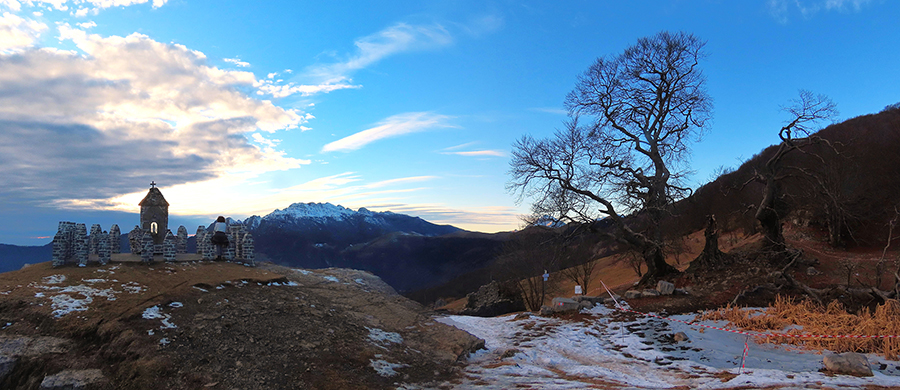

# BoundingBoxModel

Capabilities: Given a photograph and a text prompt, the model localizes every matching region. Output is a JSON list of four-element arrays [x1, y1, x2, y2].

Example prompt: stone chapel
[[139, 182, 169, 245]]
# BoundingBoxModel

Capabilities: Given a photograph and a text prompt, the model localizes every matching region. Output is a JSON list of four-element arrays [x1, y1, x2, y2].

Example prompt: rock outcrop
[[461, 281, 526, 317]]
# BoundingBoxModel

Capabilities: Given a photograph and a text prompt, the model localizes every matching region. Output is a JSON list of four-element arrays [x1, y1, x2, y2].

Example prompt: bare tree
[[509, 31, 711, 283], [748, 90, 837, 253], [494, 228, 561, 311], [557, 226, 600, 295]]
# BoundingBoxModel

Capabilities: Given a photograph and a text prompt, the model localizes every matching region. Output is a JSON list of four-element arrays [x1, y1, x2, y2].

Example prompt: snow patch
[[322, 276, 339, 283], [367, 327, 403, 345], [436, 305, 900, 389], [42, 275, 66, 284], [142, 306, 177, 329], [369, 359, 407, 377]]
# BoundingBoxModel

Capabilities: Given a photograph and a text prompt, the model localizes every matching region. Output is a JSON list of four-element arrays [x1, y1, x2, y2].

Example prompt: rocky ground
[[0, 260, 483, 389]]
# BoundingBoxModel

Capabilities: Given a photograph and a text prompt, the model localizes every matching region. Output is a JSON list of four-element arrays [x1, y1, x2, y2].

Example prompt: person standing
[[211, 216, 229, 261]]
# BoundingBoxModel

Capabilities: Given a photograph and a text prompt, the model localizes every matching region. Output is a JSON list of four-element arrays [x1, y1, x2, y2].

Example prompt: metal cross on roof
[[150, 181, 156, 188]]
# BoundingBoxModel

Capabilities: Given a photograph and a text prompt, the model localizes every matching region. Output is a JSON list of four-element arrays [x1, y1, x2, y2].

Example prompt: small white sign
[[574, 285, 583, 295]]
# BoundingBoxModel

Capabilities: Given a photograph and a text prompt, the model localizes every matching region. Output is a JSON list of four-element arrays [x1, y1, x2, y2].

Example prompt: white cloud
[[0, 12, 47, 53], [76, 20, 95, 29], [252, 23, 454, 99], [768, 0, 874, 22], [1, 0, 21, 12], [224, 57, 250, 67], [73, 7, 87, 16], [255, 80, 359, 98], [0, 24, 311, 212], [321, 112, 453, 153], [529, 107, 567, 115], [443, 150, 505, 157]]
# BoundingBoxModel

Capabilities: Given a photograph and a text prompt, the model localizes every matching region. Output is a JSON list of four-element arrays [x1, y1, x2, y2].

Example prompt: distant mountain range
[[0, 243, 51, 273], [234, 203, 505, 293]]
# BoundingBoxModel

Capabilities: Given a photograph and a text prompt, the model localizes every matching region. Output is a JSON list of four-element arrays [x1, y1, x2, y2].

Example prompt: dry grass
[[700, 296, 900, 359]]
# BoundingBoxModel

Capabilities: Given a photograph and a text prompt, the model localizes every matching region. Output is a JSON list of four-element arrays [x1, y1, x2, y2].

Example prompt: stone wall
[[51, 222, 112, 267], [176, 226, 188, 254], [89, 224, 102, 255], [163, 230, 176, 262], [128, 226, 143, 254], [141, 232, 154, 263], [109, 224, 121, 254]]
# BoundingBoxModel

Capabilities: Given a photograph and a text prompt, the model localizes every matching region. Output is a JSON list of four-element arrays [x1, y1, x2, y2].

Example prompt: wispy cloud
[[529, 107, 567, 115], [767, 0, 874, 23], [255, 22, 454, 99], [443, 150, 505, 157], [309, 22, 453, 84], [223, 57, 250, 67], [322, 112, 453, 153], [439, 142, 504, 157], [364, 203, 521, 231]]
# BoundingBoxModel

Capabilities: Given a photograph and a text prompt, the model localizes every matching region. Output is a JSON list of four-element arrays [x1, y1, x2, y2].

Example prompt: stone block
[[624, 290, 642, 299], [656, 280, 675, 296], [176, 226, 188, 254], [128, 226, 144, 254], [0, 355, 16, 383], [40, 369, 105, 390], [163, 230, 176, 262], [141, 231, 154, 263], [97, 232, 110, 265], [242, 233, 256, 266], [823, 352, 873, 377], [550, 297, 580, 313], [539, 305, 553, 316], [74, 223, 88, 267], [641, 289, 660, 298], [109, 224, 121, 254]]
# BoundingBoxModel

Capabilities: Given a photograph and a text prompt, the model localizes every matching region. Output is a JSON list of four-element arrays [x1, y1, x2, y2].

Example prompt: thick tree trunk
[[639, 243, 679, 284], [756, 177, 785, 251], [689, 215, 731, 272], [826, 204, 845, 247]]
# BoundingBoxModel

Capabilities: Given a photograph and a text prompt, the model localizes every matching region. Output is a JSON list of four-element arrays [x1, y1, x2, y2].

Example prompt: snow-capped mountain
[[237, 202, 458, 238], [227, 202, 499, 293], [530, 215, 566, 228]]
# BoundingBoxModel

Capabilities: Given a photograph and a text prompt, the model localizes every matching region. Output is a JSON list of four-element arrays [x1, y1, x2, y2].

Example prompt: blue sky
[[0, 0, 898, 245]]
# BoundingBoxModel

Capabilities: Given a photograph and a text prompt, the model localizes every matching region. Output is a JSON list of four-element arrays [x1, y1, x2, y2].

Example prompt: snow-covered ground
[[437, 305, 900, 389]]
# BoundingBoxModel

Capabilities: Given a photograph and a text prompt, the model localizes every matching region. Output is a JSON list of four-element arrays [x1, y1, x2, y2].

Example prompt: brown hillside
[[0, 261, 482, 389], [668, 106, 900, 247]]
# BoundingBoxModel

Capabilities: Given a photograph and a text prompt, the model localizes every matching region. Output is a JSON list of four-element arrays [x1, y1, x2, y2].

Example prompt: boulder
[[656, 280, 675, 296], [807, 266, 821, 276], [579, 300, 593, 309], [674, 288, 689, 296], [624, 290, 642, 299], [0, 355, 16, 383], [539, 305, 554, 316], [573, 295, 605, 305], [823, 352, 873, 377], [461, 281, 527, 317], [641, 289, 660, 298], [673, 332, 689, 342], [550, 297, 581, 313], [40, 369, 106, 390]]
